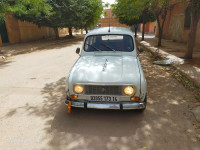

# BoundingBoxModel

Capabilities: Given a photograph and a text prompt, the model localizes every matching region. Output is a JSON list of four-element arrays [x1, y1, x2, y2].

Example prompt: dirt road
[[0, 40, 199, 150]]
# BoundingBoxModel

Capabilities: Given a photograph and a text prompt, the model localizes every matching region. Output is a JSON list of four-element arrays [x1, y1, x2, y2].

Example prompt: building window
[[184, 7, 191, 28]]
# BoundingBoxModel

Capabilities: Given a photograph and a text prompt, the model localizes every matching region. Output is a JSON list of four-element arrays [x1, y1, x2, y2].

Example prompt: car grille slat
[[85, 85, 122, 95]]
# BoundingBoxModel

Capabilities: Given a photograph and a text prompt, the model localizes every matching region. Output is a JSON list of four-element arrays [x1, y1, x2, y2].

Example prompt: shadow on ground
[[0, 60, 12, 69], [1, 37, 84, 56], [38, 78, 145, 137], [3, 50, 200, 149]]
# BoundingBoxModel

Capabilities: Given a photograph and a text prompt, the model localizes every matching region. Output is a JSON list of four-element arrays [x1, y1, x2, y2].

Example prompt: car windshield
[[84, 35, 134, 52]]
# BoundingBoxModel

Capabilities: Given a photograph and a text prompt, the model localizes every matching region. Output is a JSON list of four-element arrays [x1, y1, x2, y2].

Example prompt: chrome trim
[[65, 100, 145, 110], [87, 103, 120, 109], [123, 103, 145, 109]]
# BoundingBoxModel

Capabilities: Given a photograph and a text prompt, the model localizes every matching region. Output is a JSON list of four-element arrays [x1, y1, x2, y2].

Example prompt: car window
[[84, 35, 134, 52]]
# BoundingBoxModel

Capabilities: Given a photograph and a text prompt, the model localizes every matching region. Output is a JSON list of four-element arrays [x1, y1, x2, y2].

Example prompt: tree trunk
[[158, 27, 162, 47], [68, 27, 73, 37], [54, 28, 59, 39], [156, 15, 162, 47], [134, 24, 138, 38], [142, 23, 145, 41], [185, 12, 199, 59], [85, 28, 88, 34], [154, 3, 168, 47], [157, 11, 167, 47]]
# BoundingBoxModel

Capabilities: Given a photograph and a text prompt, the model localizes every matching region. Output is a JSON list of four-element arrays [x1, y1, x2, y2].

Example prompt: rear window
[[84, 35, 134, 52]]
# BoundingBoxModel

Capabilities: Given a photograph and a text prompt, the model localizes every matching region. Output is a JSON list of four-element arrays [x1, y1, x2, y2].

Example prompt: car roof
[[86, 27, 133, 37]]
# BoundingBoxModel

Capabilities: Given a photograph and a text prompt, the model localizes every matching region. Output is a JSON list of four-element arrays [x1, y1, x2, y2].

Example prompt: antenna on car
[[108, 9, 111, 32]]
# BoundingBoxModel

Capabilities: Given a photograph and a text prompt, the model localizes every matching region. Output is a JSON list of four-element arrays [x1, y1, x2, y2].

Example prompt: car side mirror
[[137, 46, 144, 53], [76, 47, 80, 54]]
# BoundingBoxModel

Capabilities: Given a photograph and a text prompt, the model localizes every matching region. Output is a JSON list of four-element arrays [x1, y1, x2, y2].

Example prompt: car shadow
[[51, 104, 144, 137]]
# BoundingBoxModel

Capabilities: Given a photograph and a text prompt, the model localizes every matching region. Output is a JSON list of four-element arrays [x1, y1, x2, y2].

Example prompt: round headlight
[[124, 86, 135, 95], [74, 85, 84, 94]]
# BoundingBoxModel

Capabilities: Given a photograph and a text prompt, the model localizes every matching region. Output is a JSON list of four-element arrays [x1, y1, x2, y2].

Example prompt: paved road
[[0, 40, 200, 150]]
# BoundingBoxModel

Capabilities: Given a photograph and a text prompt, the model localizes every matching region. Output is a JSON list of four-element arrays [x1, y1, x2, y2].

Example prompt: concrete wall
[[0, 14, 56, 46], [156, 1, 200, 49], [5, 14, 21, 44], [17, 21, 53, 42]]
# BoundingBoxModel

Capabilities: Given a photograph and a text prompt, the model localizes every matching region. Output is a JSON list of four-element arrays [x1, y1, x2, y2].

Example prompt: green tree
[[77, 0, 103, 33], [0, 0, 52, 22], [0, 0, 51, 54], [184, 0, 200, 59], [140, 7, 155, 41], [149, 0, 171, 46], [112, 0, 141, 37], [0, 0, 8, 23], [0, 0, 52, 35], [112, 0, 155, 40], [13, 0, 103, 37], [112, 2, 141, 37]]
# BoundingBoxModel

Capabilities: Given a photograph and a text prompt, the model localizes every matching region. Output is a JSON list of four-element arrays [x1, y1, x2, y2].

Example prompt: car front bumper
[[65, 99, 145, 110]]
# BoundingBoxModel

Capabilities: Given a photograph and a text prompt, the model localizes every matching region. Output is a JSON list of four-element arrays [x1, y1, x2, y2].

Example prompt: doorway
[[0, 22, 9, 43]]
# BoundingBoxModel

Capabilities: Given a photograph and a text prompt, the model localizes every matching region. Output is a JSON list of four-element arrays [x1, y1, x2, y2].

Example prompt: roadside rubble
[[153, 59, 173, 66], [0, 55, 6, 60]]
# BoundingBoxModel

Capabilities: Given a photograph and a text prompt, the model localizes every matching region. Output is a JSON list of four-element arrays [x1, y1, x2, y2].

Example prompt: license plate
[[90, 96, 119, 102]]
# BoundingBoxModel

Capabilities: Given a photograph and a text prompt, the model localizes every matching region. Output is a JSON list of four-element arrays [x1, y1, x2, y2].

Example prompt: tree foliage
[[78, 0, 103, 30], [0, 0, 52, 24], [149, 0, 171, 46], [112, 0, 155, 39], [11, 0, 103, 37], [0, 0, 6, 23], [0, 0, 103, 37]]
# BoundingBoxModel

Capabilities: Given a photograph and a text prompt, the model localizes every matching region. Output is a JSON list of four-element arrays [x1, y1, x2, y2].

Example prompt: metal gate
[[0, 22, 9, 43]]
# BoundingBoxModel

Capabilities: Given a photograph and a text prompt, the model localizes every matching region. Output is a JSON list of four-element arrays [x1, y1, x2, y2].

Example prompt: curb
[[136, 38, 200, 88]]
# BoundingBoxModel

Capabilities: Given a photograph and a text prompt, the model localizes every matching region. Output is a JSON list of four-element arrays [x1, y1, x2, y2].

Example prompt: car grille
[[85, 85, 123, 95]]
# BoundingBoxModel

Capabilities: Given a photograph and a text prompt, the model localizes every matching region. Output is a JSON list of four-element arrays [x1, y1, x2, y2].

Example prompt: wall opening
[[0, 22, 9, 43]]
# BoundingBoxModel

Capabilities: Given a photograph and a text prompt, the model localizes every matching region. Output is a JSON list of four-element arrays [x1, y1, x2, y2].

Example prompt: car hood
[[69, 55, 140, 85]]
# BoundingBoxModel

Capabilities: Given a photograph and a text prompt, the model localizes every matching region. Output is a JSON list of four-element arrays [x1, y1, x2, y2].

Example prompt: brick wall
[[99, 18, 129, 28]]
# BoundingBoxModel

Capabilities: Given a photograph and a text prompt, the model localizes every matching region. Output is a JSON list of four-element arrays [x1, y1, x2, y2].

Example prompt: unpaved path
[[0, 41, 199, 150]]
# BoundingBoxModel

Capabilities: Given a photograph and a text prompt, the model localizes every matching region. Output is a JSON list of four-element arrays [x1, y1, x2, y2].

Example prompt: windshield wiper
[[101, 43, 116, 51], [86, 44, 101, 51]]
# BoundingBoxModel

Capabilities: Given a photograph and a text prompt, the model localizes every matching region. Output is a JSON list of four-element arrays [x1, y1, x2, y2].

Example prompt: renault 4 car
[[66, 27, 147, 112]]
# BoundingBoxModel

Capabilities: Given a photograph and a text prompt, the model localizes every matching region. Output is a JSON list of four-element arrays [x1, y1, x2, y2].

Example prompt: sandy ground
[[0, 40, 200, 150]]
